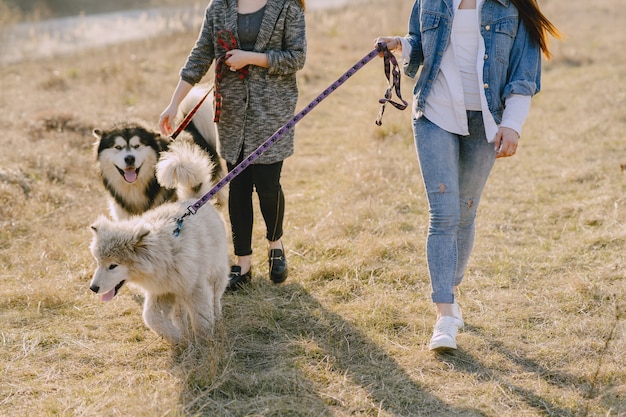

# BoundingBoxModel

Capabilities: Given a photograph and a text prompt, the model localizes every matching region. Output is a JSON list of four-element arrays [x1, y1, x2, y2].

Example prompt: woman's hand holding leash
[[159, 104, 178, 135], [224, 49, 269, 71], [374, 36, 403, 56], [159, 80, 194, 136]]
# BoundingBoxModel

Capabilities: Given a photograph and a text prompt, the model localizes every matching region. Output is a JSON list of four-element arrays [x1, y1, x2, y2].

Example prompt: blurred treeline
[[1, 0, 200, 20]]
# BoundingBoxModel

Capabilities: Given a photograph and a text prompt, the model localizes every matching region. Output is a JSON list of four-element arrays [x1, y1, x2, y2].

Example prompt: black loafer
[[269, 248, 288, 284], [227, 265, 251, 291]]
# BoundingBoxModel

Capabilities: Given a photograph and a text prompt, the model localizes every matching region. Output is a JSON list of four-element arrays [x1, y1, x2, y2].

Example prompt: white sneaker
[[452, 301, 464, 329], [429, 316, 458, 351]]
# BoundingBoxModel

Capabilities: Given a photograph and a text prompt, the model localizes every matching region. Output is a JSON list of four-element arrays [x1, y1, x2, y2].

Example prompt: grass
[[0, 0, 625, 415]]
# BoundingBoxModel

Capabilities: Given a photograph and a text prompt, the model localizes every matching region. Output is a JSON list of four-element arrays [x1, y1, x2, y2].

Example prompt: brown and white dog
[[93, 87, 223, 220]]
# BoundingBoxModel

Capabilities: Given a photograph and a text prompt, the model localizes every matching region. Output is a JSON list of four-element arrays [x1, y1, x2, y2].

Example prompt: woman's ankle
[[235, 255, 252, 273], [435, 302, 454, 319], [268, 239, 283, 251]]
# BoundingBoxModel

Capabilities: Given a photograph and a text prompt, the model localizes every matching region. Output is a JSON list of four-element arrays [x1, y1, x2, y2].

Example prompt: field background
[[1, 0, 200, 20], [0, 0, 624, 416]]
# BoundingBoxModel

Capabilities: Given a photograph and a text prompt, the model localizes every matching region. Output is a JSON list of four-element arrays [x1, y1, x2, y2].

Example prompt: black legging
[[226, 160, 285, 257]]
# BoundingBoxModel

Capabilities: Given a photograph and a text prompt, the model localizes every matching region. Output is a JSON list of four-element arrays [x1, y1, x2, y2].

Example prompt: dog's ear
[[90, 215, 109, 234], [92, 129, 103, 140], [138, 229, 150, 241], [133, 224, 151, 249]]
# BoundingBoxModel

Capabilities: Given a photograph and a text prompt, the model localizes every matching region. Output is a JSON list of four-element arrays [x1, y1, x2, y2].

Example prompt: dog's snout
[[90, 284, 100, 293], [124, 155, 135, 166]]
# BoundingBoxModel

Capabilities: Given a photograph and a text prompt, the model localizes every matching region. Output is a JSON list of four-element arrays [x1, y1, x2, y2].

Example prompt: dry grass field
[[0, 0, 624, 415]]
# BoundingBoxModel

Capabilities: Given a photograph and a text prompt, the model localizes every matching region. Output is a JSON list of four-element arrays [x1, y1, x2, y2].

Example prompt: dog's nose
[[124, 155, 135, 166], [90, 284, 99, 293]]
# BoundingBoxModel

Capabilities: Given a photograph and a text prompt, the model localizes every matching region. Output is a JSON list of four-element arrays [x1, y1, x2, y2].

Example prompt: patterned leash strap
[[214, 29, 249, 123], [376, 43, 409, 125], [173, 42, 406, 235]]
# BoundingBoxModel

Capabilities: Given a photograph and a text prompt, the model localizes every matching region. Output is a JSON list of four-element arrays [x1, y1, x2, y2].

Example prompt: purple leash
[[173, 42, 407, 236]]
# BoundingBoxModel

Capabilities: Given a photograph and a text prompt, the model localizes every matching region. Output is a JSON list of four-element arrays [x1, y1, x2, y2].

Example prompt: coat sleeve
[[266, 3, 307, 76], [180, 3, 217, 85]]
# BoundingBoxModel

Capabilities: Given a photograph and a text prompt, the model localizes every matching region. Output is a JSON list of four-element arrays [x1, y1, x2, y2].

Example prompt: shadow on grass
[[171, 282, 485, 416], [435, 324, 582, 417]]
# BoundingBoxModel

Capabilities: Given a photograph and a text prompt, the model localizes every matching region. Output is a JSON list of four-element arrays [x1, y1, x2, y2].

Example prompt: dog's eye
[[132, 144, 141, 150], [114, 145, 123, 150], [108, 264, 118, 270]]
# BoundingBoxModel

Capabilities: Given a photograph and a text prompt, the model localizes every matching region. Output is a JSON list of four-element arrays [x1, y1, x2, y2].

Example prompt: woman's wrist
[[246, 51, 269, 69], [393, 36, 403, 52]]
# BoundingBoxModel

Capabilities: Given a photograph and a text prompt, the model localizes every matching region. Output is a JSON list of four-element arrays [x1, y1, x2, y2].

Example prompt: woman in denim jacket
[[376, 0, 559, 351]]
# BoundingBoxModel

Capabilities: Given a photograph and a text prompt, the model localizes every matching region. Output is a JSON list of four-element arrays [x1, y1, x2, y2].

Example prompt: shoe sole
[[429, 341, 457, 351], [270, 265, 288, 284], [270, 272, 288, 284]]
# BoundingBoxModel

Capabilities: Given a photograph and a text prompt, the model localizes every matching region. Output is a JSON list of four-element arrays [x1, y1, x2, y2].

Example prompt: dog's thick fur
[[89, 140, 229, 345], [93, 87, 223, 220]]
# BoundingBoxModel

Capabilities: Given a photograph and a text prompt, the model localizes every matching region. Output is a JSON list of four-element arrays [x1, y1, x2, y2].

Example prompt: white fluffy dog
[[89, 139, 229, 345]]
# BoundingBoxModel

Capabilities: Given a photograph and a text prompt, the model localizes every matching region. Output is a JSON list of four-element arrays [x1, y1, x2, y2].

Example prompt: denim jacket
[[404, 0, 541, 125]]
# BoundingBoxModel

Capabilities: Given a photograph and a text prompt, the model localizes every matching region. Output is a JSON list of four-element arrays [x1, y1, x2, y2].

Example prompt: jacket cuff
[[180, 74, 198, 86], [503, 80, 538, 99]]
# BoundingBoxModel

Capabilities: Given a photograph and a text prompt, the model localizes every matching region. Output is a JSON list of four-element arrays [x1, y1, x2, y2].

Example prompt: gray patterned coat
[[180, 0, 306, 165]]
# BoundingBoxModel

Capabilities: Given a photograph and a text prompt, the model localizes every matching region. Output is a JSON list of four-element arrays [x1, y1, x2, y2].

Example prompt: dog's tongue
[[101, 289, 116, 302], [124, 168, 138, 183]]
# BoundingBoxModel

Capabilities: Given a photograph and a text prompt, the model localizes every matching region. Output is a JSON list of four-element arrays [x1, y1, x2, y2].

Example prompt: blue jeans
[[413, 112, 496, 304]]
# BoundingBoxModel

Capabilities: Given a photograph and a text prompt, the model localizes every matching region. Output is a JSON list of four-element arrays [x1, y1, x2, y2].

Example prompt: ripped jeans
[[413, 111, 496, 304]]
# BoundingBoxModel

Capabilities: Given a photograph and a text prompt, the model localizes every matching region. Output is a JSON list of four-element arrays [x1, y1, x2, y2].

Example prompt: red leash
[[169, 86, 213, 140], [170, 29, 247, 139]]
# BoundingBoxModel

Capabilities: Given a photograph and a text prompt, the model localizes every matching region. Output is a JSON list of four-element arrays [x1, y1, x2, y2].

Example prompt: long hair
[[510, 0, 561, 58], [297, 0, 306, 11]]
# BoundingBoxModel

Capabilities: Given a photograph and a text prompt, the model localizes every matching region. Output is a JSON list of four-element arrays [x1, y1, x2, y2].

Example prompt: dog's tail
[[174, 86, 227, 206], [177, 86, 217, 154], [156, 139, 216, 201], [176, 87, 226, 193]]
